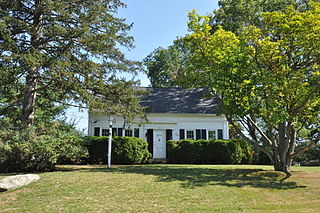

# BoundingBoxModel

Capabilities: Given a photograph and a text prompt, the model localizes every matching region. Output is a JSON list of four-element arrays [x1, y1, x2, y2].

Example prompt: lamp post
[[107, 116, 113, 168]]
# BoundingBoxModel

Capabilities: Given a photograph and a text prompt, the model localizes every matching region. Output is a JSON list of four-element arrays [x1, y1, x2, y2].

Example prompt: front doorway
[[153, 130, 166, 159]]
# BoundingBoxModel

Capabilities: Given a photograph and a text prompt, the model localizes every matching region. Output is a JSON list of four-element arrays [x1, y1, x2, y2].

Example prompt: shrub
[[252, 149, 272, 165], [167, 139, 252, 164], [0, 123, 88, 172], [85, 136, 151, 164], [294, 144, 320, 166]]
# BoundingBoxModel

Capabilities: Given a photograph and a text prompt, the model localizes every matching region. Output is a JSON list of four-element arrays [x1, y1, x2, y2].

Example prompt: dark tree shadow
[[85, 165, 306, 190]]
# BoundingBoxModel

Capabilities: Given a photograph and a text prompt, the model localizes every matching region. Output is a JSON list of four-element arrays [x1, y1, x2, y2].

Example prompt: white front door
[[153, 130, 166, 159]]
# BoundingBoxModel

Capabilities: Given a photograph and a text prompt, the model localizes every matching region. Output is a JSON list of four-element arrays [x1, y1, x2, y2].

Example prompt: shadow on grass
[[85, 165, 306, 190]]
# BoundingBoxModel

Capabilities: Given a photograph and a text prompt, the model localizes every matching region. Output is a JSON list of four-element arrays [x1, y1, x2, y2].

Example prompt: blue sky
[[67, 0, 219, 132]]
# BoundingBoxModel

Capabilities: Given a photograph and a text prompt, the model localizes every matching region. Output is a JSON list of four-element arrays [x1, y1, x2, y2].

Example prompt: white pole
[[107, 116, 113, 168]]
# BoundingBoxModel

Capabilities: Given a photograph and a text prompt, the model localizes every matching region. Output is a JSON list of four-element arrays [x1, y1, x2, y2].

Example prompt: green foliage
[[0, 0, 143, 125], [294, 144, 320, 165], [178, 2, 320, 173], [184, 4, 320, 125], [85, 136, 152, 164], [143, 46, 186, 87], [252, 150, 272, 165], [167, 139, 252, 164], [0, 122, 88, 172], [211, 0, 316, 33]]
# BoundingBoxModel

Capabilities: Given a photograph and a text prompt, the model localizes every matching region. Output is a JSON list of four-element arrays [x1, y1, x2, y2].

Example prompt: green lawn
[[1, 165, 320, 212]]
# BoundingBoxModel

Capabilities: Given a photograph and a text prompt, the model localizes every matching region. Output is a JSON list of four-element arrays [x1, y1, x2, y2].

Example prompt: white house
[[88, 87, 229, 160]]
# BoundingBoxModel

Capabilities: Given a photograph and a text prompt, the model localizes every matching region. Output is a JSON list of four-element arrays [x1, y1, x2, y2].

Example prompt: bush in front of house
[[85, 136, 152, 164], [0, 123, 88, 173], [167, 139, 252, 164]]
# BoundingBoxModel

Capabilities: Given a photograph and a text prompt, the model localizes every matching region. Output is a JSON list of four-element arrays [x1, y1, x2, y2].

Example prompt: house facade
[[88, 87, 229, 159]]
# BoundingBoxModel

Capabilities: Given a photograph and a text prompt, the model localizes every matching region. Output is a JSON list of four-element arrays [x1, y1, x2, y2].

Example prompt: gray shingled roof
[[139, 87, 219, 114]]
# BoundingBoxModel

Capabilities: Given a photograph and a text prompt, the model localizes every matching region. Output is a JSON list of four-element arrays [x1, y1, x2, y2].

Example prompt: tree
[[181, 2, 320, 175], [143, 45, 185, 87], [211, 0, 319, 33], [0, 0, 142, 126], [143, 0, 320, 88]]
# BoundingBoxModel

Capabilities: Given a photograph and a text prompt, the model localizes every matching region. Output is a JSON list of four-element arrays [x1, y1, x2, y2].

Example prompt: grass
[[1, 165, 320, 212]]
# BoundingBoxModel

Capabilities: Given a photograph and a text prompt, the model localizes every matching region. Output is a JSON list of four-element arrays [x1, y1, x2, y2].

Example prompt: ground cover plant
[[1, 165, 320, 212]]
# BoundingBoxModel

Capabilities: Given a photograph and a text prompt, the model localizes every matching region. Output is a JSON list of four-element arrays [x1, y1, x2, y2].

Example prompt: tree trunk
[[21, 0, 42, 126], [273, 157, 292, 176], [21, 67, 38, 126], [272, 123, 296, 176]]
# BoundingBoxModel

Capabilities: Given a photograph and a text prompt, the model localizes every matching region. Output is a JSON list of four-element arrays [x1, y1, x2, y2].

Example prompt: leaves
[[0, 0, 143, 125]]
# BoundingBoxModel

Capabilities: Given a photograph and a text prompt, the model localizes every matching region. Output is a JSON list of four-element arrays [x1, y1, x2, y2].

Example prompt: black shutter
[[147, 129, 153, 154], [201, 129, 207, 140], [118, 128, 123, 136], [196, 129, 201, 140], [179, 129, 185, 140], [94, 127, 100, 136], [134, 128, 139, 138], [218, 129, 223, 139], [166, 129, 172, 141]]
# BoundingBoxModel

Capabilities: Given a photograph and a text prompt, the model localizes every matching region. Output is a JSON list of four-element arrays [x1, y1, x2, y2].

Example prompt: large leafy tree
[[143, 45, 186, 87], [0, 0, 143, 126], [182, 2, 320, 175], [144, 0, 316, 88], [211, 0, 320, 33]]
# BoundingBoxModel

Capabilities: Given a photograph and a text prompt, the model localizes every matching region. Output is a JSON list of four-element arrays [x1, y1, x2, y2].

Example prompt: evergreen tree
[[0, 0, 143, 126]]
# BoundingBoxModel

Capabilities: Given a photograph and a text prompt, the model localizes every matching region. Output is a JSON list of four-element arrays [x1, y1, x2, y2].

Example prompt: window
[[218, 129, 223, 139], [125, 129, 133, 137], [112, 128, 117, 136], [186, 130, 194, 139], [179, 129, 185, 140], [117, 128, 123, 136], [196, 129, 207, 140], [111, 128, 124, 136], [102, 129, 109, 136], [166, 129, 172, 141], [94, 127, 100, 136], [208, 130, 216, 140]]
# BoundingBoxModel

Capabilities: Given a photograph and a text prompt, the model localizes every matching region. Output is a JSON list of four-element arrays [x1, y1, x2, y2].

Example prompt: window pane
[[186, 130, 194, 139], [102, 129, 109, 136], [118, 128, 123, 136], [208, 130, 216, 140], [125, 129, 133, 137], [201, 129, 207, 140], [218, 129, 223, 139], [112, 128, 117, 136], [196, 129, 201, 140]]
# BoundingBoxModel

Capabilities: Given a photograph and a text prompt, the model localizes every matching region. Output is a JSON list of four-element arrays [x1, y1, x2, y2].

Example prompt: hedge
[[84, 136, 151, 164], [167, 139, 252, 164]]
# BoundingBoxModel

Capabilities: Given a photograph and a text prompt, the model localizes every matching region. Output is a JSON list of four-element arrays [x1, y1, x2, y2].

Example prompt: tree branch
[[291, 134, 320, 158], [246, 116, 273, 146], [226, 115, 273, 160]]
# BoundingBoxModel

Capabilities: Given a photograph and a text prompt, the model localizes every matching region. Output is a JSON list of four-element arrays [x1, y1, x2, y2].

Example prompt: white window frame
[[125, 129, 133, 137], [208, 130, 217, 140], [186, 130, 195, 140]]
